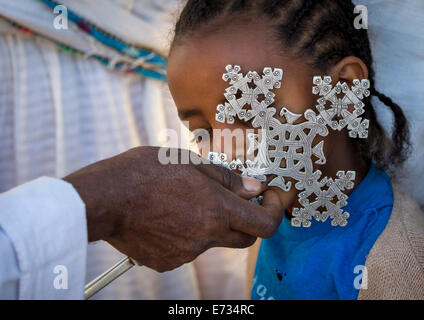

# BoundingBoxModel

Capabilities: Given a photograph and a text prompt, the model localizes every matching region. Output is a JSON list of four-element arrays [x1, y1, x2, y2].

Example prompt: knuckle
[[260, 209, 283, 238], [261, 220, 278, 239], [175, 241, 203, 265], [240, 235, 257, 248], [155, 259, 182, 273], [197, 175, 216, 195], [221, 167, 234, 190], [205, 180, 218, 196], [212, 199, 230, 229], [205, 238, 219, 249], [148, 261, 169, 273], [155, 266, 169, 273], [182, 245, 197, 261]]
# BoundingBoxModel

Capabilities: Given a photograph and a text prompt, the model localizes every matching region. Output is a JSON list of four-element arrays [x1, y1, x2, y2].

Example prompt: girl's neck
[[323, 132, 370, 194], [286, 133, 369, 218]]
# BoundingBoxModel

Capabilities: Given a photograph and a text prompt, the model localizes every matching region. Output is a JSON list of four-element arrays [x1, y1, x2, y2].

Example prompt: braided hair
[[171, 0, 411, 173]]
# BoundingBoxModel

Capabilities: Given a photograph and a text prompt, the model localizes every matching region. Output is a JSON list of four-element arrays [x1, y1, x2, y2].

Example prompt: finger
[[263, 184, 298, 214], [261, 189, 285, 217], [213, 230, 257, 249], [219, 187, 284, 239], [258, 189, 286, 238], [198, 163, 265, 199]]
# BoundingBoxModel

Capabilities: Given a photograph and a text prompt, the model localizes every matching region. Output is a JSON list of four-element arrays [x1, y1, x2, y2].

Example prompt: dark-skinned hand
[[63, 146, 286, 272]]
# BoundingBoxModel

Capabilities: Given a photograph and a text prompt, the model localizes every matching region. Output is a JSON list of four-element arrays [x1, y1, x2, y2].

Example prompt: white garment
[[0, 0, 179, 61], [0, 177, 87, 299], [59, 0, 181, 57]]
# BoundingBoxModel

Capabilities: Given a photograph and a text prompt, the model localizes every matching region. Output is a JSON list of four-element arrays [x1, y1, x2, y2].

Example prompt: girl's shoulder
[[358, 183, 424, 300]]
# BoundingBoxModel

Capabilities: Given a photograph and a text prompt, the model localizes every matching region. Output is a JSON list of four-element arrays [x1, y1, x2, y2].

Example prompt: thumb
[[199, 164, 265, 199], [241, 176, 264, 196]]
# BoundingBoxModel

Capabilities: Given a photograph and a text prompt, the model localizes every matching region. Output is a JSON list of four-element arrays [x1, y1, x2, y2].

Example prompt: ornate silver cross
[[210, 65, 370, 228]]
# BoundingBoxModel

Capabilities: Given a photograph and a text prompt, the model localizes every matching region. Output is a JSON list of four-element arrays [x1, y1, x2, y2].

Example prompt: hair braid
[[371, 88, 412, 165], [283, 0, 321, 43], [229, 0, 252, 12], [261, 0, 291, 17]]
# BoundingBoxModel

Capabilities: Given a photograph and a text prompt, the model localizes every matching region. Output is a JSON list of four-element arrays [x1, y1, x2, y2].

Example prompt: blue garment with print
[[251, 162, 393, 300]]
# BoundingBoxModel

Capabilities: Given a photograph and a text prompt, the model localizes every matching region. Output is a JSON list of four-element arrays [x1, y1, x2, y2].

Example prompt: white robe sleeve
[[0, 177, 87, 299]]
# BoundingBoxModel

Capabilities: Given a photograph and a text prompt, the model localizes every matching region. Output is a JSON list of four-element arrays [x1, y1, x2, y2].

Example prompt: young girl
[[167, 0, 424, 299]]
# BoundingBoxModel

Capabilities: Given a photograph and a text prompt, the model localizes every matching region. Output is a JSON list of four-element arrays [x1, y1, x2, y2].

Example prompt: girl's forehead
[[168, 37, 311, 98], [169, 22, 299, 79], [168, 26, 316, 117]]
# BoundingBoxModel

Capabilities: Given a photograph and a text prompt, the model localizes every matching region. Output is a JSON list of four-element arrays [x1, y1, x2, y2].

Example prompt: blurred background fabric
[[354, 0, 424, 210], [0, 0, 248, 299]]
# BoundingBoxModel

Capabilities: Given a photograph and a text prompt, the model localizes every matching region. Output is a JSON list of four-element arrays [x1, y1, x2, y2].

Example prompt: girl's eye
[[190, 127, 213, 144]]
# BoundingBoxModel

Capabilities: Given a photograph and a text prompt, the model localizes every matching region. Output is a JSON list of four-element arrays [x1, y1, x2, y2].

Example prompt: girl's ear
[[329, 56, 369, 85]]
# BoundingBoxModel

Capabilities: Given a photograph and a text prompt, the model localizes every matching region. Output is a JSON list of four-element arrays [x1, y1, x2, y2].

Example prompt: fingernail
[[242, 177, 262, 192]]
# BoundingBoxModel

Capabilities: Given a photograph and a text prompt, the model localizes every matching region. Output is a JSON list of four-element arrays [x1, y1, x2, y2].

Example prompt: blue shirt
[[251, 162, 394, 300]]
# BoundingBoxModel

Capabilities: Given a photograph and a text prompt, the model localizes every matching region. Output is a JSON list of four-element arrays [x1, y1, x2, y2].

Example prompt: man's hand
[[63, 147, 285, 272]]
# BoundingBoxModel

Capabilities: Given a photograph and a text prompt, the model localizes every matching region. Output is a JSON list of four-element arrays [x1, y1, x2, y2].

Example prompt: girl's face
[[167, 23, 361, 209], [168, 23, 320, 151]]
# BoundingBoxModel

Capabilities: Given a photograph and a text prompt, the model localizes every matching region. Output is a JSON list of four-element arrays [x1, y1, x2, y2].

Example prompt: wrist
[[63, 171, 118, 242]]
